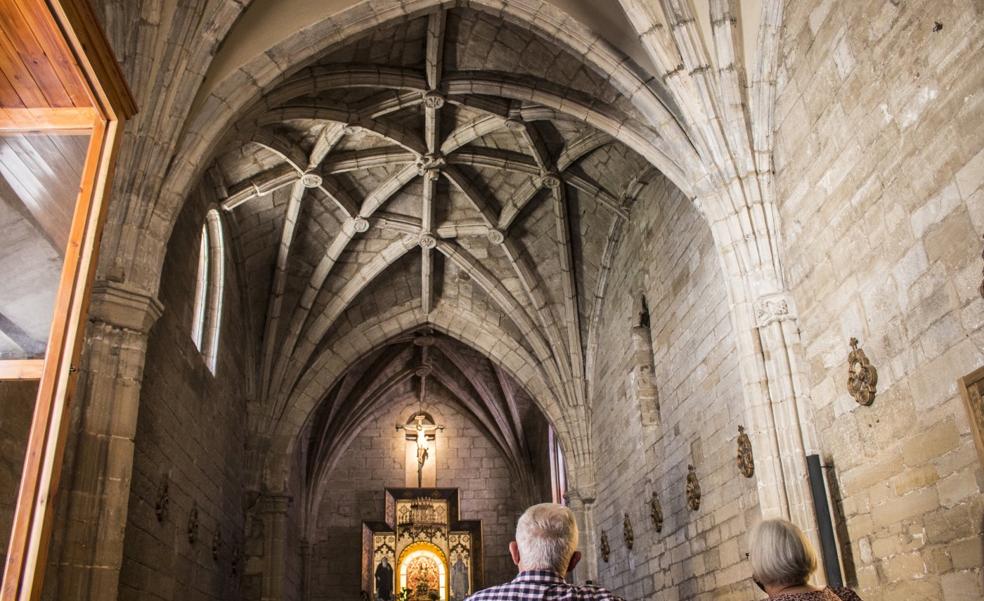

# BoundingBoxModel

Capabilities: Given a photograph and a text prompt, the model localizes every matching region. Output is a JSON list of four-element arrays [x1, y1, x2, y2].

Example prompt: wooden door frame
[[0, 1, 135, 599]]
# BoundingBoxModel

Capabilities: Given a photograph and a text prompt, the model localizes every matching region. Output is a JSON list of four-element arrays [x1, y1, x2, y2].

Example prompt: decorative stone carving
[[418, 233, 438, 249], [754, 293, 793, 327], [958, 366, 984, 468], [300, 170, 322, 188], [648, 491, 663, 532], [351, 216, 370, 233], [737, 425, 754, 478], [154, 474, 169, 522], [414, 365, 433, 378], [343, 125, 364, 136], [422, 89, 446, 109], [685, 465, 701, 511], [212, 530, 222, 561], [486, 228, 505, 245], [538, 171, 561, 189], [187, 503, 199, 544], [599, 531, 610, 563], [503, 116, 525, 131], [847, 338, 878, 406], [415, 152, 445, 176], [622, 513, 634, 550]]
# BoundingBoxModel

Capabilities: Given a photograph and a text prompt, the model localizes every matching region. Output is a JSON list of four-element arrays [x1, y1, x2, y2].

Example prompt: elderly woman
[[749, 519, 863, 600]]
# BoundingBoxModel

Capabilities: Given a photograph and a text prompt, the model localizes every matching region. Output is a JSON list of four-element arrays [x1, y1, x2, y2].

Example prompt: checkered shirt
[[466, 570, 625, 601]]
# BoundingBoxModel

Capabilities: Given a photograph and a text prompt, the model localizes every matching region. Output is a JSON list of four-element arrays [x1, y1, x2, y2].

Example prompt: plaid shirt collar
[[512, 570, 567, 585]]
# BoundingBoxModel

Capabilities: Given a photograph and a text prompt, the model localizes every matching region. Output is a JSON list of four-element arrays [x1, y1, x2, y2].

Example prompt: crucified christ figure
[[397, 414, 444, 487]]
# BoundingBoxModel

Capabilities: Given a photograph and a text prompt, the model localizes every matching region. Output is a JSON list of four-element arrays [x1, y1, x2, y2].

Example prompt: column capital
[[88, 280, 164, 334], [754, 291, 797, 328], [258, 492, 292, 514]]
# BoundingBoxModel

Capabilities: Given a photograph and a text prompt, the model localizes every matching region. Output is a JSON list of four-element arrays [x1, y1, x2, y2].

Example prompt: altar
[[362, 488, 483, 601]]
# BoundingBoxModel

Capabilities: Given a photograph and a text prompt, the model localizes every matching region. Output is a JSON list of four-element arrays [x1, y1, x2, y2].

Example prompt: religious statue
[[451, 557, 469, 601], [375, 556, 394, 601], [397, 413, 445, 487]]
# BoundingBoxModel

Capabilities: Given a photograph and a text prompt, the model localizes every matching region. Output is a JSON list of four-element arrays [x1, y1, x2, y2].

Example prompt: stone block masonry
[[774, 0, 984, 599]]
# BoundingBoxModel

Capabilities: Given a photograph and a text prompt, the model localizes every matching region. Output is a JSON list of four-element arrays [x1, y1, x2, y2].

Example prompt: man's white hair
[[515, 503, 578, 575]]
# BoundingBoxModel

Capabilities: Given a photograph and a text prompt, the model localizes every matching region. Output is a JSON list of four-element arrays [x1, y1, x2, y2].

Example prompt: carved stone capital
[[88, 281, 164, 334], [258, 493, 292, 514], [754, 293, 795, 328]]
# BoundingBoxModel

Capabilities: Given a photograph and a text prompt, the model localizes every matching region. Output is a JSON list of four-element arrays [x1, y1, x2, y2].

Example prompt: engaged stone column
[[49, 281, 163, 600], [258, 493, 291, 601], [565, 489, 597, 584]]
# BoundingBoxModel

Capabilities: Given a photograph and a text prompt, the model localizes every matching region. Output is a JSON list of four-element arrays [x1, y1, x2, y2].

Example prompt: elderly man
[[467, 503, 624, 601]]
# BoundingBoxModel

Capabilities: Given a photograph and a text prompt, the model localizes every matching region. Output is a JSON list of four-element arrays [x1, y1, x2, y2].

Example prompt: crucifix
[[397, 413, 445, 487]]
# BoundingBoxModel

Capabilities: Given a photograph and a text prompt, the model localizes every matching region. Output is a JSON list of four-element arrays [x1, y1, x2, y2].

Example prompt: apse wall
[[773, 1, 984, 599], [117, 194, 251, 601], [309, 390, 530, 601], [588, 177, 756, 600]]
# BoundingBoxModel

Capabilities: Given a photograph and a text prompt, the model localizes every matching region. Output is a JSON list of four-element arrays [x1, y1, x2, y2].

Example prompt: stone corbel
[[754, 292, 796, 328], [88, 280, 164, 334]]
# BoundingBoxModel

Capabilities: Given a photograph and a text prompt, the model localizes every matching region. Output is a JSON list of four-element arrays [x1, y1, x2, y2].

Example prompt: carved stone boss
[[736, 425, 754, 478], [622, 513, 634, 550], [685, 465, 701, 511], [599, 531, 611, 563], [649, 491, 663, 532], [847, 338, 878, 406]]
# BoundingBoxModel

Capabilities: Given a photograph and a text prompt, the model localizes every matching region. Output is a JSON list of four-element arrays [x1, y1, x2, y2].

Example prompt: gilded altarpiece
[[362, 488, 483, 601]]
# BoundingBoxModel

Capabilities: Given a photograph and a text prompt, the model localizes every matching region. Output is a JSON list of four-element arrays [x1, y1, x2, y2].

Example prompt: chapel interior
[[0, 1, 982, 601]]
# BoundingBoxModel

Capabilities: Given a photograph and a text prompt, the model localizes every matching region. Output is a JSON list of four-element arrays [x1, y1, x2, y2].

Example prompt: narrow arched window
[[191, 210, 225, 373], [548, 426, 568, 504]]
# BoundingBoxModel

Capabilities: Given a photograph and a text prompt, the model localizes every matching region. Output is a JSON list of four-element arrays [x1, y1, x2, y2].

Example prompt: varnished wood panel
[[0, 0, 89, 110]]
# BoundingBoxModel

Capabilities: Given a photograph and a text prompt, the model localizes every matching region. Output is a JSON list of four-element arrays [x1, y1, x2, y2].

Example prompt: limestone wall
[[117, 195, 251, 601], [774, 1, 984, 599], [588, 178, 757, 600], [308, 390, 531, 601]]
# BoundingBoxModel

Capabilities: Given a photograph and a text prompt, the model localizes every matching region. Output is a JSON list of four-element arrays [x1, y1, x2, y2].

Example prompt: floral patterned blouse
[[774, 588, 863, 601]]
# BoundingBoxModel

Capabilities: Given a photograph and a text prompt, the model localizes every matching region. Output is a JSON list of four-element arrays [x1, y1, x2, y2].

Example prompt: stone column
[[565, 489, 597, 584], [300, 538, 312, 601], [49, 281, 163, 600], [752, 294, 824, 576], [258, 493, 291, 601]]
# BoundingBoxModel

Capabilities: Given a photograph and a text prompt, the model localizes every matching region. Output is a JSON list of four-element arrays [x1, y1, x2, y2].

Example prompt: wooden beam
[[0, 359, 43, 380], [0, 106, 97, 132]]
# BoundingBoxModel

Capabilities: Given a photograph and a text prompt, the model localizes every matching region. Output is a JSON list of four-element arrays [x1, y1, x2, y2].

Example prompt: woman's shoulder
[[831, 586, 863, 599]]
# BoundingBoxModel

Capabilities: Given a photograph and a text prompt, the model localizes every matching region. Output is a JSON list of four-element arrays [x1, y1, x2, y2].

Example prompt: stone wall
[[588, 178, 757, 600], [774, 1, 984, 599], [117, 194, 251, 601], [308, 389, 532, 601], [0, 381, 36, 568]]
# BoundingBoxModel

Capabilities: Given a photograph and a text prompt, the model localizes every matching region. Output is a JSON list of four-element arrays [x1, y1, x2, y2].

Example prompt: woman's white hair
[[515, 503, 579, 575], [749, 519, 818, 587]]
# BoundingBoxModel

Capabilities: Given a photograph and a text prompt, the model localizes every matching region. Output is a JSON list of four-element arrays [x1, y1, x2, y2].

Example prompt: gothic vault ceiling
[[203, 7, 670, 460]]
